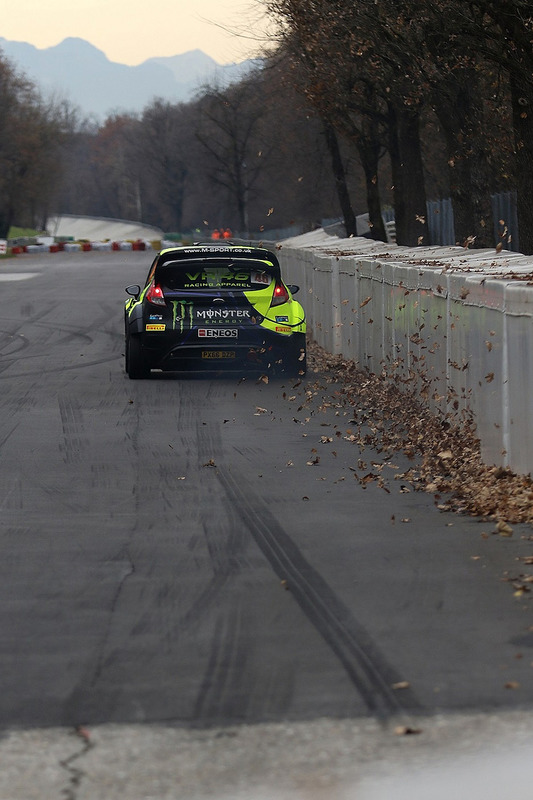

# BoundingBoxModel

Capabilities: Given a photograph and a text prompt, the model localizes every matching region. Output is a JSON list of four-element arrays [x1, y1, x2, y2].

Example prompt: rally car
[[124, 243, 306, 379]]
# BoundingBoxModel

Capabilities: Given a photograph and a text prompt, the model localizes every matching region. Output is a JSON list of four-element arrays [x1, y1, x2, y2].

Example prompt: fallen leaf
[[75, 726, 91, 742], [394, 726, 422, 736], [496, 520, 513, 537]]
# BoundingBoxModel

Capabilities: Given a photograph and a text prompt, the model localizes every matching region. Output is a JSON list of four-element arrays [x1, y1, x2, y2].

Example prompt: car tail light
[[270, 282, 289, 307], [146, 281, 166, 306]]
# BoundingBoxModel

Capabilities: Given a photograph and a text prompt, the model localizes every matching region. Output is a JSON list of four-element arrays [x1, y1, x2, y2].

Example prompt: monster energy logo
[[171, 300, 193, 332], [196, 309, 250, 320]]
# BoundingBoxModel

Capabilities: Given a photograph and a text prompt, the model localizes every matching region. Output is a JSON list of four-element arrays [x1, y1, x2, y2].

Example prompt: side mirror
[[287, 284, 300, 295], [125, 284, 141, 297]]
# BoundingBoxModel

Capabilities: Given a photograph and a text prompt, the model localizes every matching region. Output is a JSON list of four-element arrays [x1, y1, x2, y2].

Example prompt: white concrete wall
[[279, 231, 533, 476]]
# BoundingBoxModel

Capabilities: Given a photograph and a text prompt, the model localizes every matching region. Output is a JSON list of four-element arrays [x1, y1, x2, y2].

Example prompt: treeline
[[53, 67, 350, 239], [266, 0, 532, 250], [1, 1, 532, 251], [0, 55, 73, 239]]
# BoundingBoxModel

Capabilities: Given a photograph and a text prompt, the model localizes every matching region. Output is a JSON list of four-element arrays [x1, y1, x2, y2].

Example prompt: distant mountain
[[0, 37, 258, 118]]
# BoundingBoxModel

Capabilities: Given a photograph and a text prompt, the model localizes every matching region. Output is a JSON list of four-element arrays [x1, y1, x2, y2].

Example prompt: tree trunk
[[510, 73, 533, 254], [357, 135, 388, 242], [434, 78, 493, 248], [388, 103, 430, 247], [323, 120, 357, 236], [0, 208, 13, 240]]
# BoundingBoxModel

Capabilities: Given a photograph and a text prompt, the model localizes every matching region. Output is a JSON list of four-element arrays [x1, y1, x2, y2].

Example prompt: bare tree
[[195, 75, 267, 233], [0, 52, 68, 237]]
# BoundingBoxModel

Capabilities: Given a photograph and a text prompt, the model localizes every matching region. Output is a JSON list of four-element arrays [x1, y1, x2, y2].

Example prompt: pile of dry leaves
[[306, 343, 533, 525]]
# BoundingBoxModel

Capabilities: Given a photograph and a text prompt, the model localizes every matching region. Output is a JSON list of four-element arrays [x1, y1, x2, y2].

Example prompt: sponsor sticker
[[149, 314, 163, 320], [252, 271, 271, 285], [275, 316, 289, 323], [275, 325, 292, 333], [198, 328, 238, 338], [196, 308, 250, 321], [146, 323, 166, 331]]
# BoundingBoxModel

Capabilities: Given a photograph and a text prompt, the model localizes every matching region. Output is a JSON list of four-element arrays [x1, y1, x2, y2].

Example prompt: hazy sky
[[2, 0, 272, 64]]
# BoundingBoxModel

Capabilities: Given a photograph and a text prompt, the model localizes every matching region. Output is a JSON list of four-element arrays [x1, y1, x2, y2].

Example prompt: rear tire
[[126, 335, 150, 379], [280, 336, 307, 377]]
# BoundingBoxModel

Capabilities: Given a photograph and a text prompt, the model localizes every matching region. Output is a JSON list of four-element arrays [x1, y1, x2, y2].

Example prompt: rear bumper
[[139, 330, 305, 372]]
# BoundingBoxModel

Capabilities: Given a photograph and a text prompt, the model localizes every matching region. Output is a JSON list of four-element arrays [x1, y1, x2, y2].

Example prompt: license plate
[[202, 350, 236, 359]]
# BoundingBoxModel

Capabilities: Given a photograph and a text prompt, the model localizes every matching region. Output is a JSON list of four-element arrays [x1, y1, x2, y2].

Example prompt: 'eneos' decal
[[198, 329, 238, 338], [146, 323, 166, 331]]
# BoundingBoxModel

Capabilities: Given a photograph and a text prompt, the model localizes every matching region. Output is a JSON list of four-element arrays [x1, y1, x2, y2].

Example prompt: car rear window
[[156, 260, 276, 291]]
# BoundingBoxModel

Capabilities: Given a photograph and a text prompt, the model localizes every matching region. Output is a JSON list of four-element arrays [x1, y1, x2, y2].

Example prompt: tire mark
[[217, 467, 423, 721], [193, 597, 248, 724], [0, 331, 30, 358], [90, 549, 136, 687], [58, 395, 89, 463], [0, 354, 121, 380]]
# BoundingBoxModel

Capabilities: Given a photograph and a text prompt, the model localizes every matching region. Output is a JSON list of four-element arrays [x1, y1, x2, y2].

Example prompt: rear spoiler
[[159, 244, 280, 269]]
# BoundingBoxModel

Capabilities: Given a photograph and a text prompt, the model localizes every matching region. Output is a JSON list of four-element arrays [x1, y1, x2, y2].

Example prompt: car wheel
[[126, 335, 150, 379], [279, 336, 306, 377]]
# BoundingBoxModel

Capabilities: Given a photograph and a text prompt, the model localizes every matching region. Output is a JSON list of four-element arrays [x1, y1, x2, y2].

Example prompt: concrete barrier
[[279, 231, 533, 475]]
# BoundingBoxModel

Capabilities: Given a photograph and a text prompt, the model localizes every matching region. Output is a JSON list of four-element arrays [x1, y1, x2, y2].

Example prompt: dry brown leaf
[[394, 726, 422, 736], [496, 520, 513, 537]]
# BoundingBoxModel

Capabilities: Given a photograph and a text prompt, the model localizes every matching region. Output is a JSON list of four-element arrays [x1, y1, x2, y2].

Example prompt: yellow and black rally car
[[124, 243, 306, 379]]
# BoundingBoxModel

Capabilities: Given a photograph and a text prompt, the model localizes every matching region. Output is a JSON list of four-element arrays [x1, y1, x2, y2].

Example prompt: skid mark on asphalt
[[216, 467, 423, 721], [90, 549, 136, 687], [192, 418, 421, 719], [193, 597, 248, 723], [58, 395, 89, 463]]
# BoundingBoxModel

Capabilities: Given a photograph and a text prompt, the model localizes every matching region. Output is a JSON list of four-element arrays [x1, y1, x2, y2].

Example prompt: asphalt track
[[0, 251, 532, 735]]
